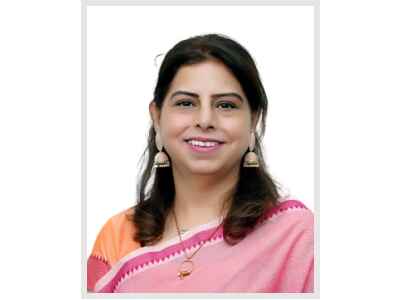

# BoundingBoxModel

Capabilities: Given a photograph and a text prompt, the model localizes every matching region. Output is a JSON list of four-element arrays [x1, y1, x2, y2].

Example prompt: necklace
[[172, 209, 223, 280]]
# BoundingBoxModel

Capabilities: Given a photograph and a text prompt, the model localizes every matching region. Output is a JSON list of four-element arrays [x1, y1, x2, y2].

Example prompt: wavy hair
[[129, 33, 282, 246]]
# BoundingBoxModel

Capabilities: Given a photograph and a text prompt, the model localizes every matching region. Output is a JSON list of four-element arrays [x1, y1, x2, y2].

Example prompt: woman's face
[[150, 59, 257, 176]]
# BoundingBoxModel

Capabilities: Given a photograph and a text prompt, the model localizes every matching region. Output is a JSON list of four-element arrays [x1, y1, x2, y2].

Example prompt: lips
[[183, 136, 225, 154], [184, 137, 225, 144], [185, 141, 223, 153]]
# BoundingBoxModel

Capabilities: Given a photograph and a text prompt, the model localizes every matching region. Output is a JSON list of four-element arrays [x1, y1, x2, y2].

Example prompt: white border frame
[[81, 0, 320, 298]]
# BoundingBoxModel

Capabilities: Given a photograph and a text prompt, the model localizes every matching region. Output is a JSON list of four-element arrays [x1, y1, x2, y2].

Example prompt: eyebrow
[[170, 90, 244, 102]]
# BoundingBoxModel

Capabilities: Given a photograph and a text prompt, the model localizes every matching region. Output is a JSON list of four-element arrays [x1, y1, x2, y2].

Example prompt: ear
[[149, 101, 161, 132]]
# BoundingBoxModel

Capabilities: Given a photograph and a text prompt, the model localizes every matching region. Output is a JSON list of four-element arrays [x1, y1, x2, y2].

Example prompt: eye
[[175, 100, 194, 107], [217, 102, 237, 110]]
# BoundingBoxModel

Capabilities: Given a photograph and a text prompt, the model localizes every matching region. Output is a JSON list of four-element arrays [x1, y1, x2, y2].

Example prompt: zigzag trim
[[89, 253, 110, 266], [262, 199, 308, 222]]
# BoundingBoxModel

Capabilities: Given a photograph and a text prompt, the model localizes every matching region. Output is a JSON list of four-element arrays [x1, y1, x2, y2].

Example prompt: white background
[[1, 0, 400, 300], [87, 5, 314, 254]]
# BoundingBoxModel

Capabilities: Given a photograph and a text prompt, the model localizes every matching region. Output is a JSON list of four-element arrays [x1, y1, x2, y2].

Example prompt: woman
[[87, 33, 314, 293]]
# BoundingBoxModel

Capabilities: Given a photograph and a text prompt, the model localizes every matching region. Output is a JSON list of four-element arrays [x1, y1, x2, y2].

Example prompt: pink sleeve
[[87, 219, 114, 292], [267, 207, 315, 293], [302, 256, 314, 292], [87, 254, 111, 292], [289, 211, 314, 293], [293, 212, 314, 293], [87, 208, 139, 292]]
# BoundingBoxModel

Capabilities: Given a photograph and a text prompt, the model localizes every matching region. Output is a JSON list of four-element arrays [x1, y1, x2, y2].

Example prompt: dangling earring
[[243, 132, 259, 168], [153, 132, 170, 168]]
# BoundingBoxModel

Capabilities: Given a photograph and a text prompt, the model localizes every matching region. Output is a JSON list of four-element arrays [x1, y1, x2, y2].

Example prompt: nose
[[196, 104, 215, 130]]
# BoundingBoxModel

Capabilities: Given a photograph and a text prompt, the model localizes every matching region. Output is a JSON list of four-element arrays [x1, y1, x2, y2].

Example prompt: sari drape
[[87, 199, 314, 293]]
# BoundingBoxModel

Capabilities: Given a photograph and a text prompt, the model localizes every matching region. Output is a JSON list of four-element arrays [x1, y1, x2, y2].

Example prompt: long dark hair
[[129, 33, 282, 247]]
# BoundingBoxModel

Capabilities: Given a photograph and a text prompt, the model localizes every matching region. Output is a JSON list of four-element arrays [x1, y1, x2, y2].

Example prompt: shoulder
[[258, 197, 314, 253], [259, 198, 314, 292], [89, 207, 140, 266], [262, 197, 314, 230], [105, 207, 135, 235], [88, 207, 140, 291]]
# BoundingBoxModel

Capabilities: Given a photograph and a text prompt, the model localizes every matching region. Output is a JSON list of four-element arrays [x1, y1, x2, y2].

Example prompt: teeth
[[187, 140, 219, 147]]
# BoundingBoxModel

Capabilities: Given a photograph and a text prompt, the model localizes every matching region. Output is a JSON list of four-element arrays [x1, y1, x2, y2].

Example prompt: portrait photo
[[83, 0, 318, 295]]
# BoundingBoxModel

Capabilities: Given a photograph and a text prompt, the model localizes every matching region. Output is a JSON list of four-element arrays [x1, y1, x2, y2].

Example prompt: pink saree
[[88, 199, 314, 293]]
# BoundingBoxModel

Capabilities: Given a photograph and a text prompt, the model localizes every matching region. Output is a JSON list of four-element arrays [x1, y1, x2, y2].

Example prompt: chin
[[190, 169, 221, 176], [185, 162, 229, 176]]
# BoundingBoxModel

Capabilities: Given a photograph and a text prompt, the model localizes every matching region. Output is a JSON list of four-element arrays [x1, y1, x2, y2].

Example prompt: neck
[[169, 165, 239, 230]]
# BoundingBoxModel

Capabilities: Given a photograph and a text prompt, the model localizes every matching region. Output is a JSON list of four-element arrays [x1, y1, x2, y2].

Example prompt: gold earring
[[154, 132, 170, 168], [243, 132, 259, 168]]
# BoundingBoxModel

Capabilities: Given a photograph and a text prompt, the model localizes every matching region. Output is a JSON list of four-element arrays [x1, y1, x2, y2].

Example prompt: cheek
[[224, 116, 252, 140], [159, 113, 190, 144]]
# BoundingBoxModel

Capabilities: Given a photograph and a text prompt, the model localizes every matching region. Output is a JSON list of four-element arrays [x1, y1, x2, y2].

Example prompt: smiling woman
[[87, 33, 314, 293]]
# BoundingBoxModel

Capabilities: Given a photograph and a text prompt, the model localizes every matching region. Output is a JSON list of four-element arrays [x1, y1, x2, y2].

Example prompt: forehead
[[167, 59, 245, 96]]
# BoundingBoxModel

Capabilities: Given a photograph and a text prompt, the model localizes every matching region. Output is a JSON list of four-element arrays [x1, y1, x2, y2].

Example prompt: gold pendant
[[177, 259, 194, 279]]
